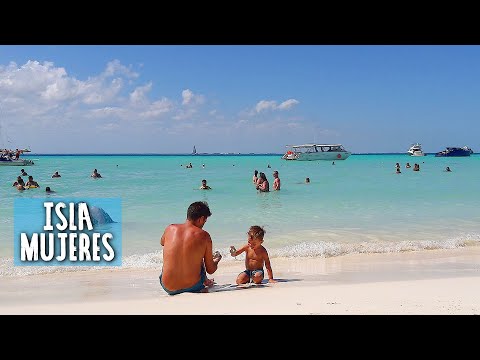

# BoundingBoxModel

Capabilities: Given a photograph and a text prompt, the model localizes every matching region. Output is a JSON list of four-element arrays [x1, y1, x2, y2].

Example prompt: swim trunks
[[242, 269, 264, 281], [159, 265, 207, 296]]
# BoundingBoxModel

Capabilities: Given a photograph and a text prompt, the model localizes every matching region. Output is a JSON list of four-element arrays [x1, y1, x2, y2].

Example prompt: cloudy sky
[[1, 45, 479, 154]]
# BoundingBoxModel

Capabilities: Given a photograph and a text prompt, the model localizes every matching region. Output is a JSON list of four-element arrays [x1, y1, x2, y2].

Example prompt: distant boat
[[0, 123, 34, 165], [435, 146, 473, 157], [407, 143, 426, 157], [192, 145, 197, 155]]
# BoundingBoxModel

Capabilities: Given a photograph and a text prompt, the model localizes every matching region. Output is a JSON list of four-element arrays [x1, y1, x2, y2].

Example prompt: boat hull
[[410, 151, 426, 156], [435, 147, 472, 157], [0, 159, 34, 166], [435, 152, 470, 157], [283, 152, 351, 161]]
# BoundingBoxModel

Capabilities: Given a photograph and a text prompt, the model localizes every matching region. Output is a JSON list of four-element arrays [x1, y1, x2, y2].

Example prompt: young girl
[[230, 225, 276, 284]]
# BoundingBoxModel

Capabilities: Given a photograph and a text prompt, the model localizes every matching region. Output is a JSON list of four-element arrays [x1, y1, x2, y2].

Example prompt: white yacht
[[407, 143, 425, 156], [282, 144, 351, 161]]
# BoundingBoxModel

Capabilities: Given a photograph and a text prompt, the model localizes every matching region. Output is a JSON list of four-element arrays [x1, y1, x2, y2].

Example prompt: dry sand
[[1, 247, 479, 315]]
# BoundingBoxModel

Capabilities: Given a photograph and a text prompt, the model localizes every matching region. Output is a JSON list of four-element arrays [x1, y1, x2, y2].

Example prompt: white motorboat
[[0, 148, 34, 166], [0, 158, 34, 166], [407, 143, 426, 156], [282, 144, 351, 161]]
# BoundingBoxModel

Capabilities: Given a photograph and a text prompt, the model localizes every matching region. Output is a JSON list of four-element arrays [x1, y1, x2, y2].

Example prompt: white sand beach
[[1, 247, 479, 315]]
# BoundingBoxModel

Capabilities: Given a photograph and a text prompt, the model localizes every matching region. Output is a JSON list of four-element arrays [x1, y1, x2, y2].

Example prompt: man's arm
[[160, 226, 169, 247], [204, 233, 220, 274]]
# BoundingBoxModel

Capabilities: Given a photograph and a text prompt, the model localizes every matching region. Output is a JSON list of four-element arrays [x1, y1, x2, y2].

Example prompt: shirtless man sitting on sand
[[159, 201, 222, 295]]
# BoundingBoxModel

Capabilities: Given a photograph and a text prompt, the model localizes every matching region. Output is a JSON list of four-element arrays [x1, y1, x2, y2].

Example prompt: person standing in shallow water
[[256, 172, 269, 192], [272, 170, 280, 190], [159, 201, 222, 295]]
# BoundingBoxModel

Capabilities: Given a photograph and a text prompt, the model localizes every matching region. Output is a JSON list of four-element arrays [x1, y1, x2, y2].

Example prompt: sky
[[0, 45, 479, 154]]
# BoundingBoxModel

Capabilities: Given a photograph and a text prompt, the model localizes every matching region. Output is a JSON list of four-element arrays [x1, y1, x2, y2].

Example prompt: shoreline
[[1, 246, 479, 315]]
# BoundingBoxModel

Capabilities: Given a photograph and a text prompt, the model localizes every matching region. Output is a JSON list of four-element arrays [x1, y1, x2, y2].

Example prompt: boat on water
[[0, 148, 34, 166], [282, 144, 351, 161], [192, 145, 197, 155], [407, 143, 426, 156], [435, 146, 473, 157]]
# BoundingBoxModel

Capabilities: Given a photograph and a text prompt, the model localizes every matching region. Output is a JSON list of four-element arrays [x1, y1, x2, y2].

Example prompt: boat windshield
[[288, 144, 347, 153]]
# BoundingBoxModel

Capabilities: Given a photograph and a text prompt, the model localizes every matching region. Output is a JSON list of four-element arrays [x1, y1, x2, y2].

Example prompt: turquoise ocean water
[[1, 153, 480, 276]]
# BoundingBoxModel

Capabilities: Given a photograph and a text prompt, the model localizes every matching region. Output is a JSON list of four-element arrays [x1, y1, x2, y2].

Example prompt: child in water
[[229, 225, 276, 284]]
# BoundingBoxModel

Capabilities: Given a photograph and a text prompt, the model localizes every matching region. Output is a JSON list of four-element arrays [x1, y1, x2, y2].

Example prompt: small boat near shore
[[282, 144, 351, 161], [0, 148, 34, 166]]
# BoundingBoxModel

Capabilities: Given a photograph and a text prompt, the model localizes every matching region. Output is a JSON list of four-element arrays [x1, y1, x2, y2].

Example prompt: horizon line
[[20, 152, 449, 156]]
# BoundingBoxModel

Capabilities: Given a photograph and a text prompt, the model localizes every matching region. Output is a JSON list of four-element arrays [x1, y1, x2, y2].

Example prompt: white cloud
[[173, 108, 198, 120], [182, 89, 205, 106], [0, 59, 177, 129], [286, 122, 302, 128], [253, 98, 299, 113], [255, 100, 277, 113], [88, 107, 126, 118], [97, 122, 121, 131], [139, 97, 174, 118], [102, 59, 139, 79], [130, 83, 153, 105], [0, 58, 307, 153], [278, 99, 299, 110]]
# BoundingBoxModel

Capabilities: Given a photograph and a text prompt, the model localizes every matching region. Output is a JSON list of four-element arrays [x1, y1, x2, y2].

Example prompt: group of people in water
[[252, 169, 281, 192], [12, 168, 102, 192], [200, 167, 313, 193], [12, 169, 40, 191], [198, 168, 282, 193], [396, 162, 420, 173], [12, 170, 60, 191], [396, 162, 452, 174]]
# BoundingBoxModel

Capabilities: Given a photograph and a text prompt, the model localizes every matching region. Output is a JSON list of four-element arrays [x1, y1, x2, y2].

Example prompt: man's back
[[161, 222, 210, 291]]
